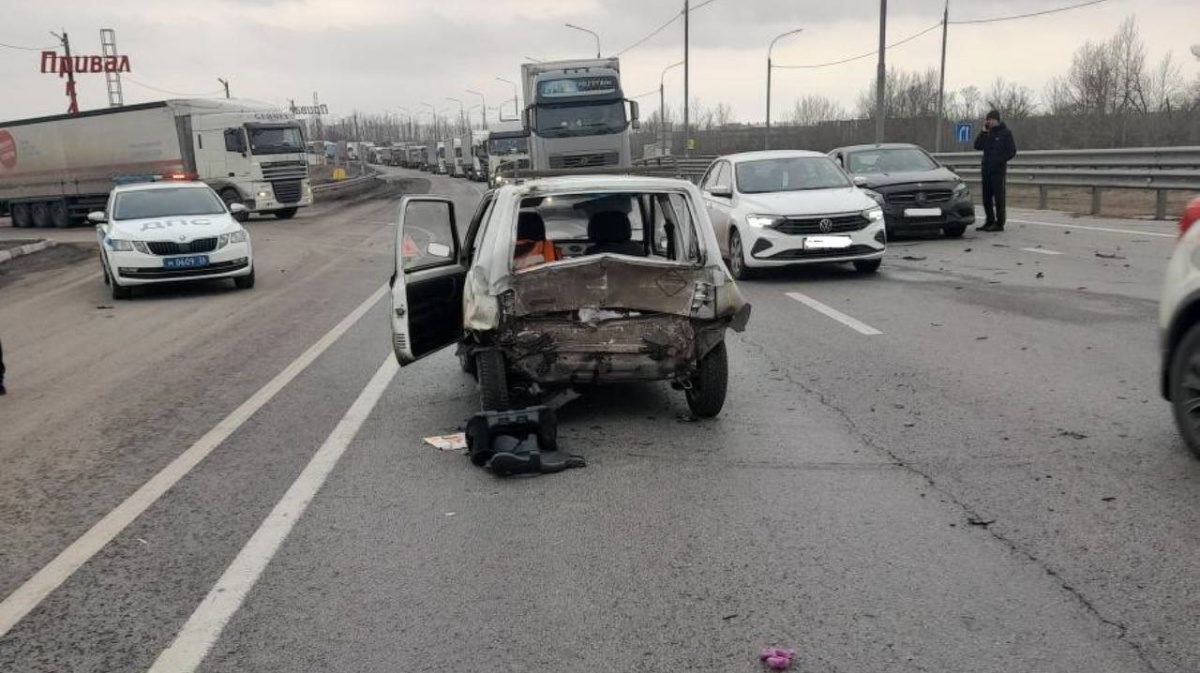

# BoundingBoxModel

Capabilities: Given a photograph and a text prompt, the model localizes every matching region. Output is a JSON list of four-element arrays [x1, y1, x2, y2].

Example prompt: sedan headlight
[[746, 214, 783, 228], [105, 238, 134, 251], [953, 182, 970, 198], [862, 189, 886, 206], [217, 230, 250, 248], [864, 207, 885, 222]]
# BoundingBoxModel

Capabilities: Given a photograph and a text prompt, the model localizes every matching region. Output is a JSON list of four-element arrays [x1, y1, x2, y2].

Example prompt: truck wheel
[[11, 204, 32, 228], [274, 208, 298, 220], [475, 350, 510, 411], [1169, 323, 1200, 459], [31, 202, 51, 228], [221, 189, 249, 222], [51, 201, 71, 228], [234, 267, 255, 289], [685, 341, 728, 419]]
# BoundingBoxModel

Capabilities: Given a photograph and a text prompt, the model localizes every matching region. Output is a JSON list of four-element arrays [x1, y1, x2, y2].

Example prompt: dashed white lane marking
[[1009, 218, 1174, 239], [147, 354, 399, 673], [0, 283, 389, 639], [786, 291, 882, 336], [1021, 247, 1063, 255]]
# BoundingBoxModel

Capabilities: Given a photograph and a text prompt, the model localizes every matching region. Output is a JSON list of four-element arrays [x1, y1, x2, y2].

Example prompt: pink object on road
[[759, 646, 796, 670]]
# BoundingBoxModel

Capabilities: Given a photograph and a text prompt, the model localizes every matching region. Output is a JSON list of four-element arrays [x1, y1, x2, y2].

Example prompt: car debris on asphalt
[[465, 406, 585, 476]]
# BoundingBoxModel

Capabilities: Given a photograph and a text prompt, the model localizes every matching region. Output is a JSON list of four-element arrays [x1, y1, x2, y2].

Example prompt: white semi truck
[[519, 58, 639, 172], [0, 98, 312, 227], [463, 130, 490, 181], [485, 121, 530, 187]]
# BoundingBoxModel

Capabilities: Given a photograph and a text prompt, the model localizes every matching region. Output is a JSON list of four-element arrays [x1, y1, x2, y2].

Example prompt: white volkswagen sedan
[[700, 150, 886, 279], [91, 181, 255, 300]]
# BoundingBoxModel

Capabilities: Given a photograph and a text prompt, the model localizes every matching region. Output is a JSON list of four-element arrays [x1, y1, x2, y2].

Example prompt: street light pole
[[874, 0, 888, 144], [446, 97, 465, 134], [765, 28, 803, 151], [495, 76, 520, 120], [466, 89, 488, 129], [565, 23, 601, 58], [683, 0, 690, 156], [935, 0, 949, 152], [659, 60, 684, 155]]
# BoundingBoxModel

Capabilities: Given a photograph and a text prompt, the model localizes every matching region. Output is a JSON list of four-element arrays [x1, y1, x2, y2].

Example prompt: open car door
[[390, 196, 467, 365]]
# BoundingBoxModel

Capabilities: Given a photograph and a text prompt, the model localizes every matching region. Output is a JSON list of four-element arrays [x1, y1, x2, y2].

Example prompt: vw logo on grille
[[818, 218, 834, 233]]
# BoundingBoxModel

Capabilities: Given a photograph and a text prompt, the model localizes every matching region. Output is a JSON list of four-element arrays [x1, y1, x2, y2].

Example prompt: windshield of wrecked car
[[512, 191, 700, 269], [846, 147, 938, 174], [736, 157, 850, 194], [113, 188, 226, 220]]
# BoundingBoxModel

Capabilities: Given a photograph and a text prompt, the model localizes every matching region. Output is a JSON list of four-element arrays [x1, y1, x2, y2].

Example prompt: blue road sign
[[955, 121, 973, 144]]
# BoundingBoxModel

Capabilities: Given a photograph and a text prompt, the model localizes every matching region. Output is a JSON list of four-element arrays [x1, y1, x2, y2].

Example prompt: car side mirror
[[852, 175, 869, 187], [87, 211, 106, 223], [709, 186, 733, 199], [229, 203, 248, 214]]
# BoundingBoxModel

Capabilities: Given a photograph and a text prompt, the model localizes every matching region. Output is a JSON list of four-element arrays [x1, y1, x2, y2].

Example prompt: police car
[[91, 181, 254, 300]]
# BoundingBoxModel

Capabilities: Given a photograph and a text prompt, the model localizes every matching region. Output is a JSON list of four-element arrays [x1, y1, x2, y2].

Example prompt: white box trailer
[[0, 98, 313, 228]]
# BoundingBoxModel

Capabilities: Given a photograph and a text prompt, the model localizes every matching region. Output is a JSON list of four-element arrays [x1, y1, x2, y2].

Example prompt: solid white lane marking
[[786, 292, 882, 336], [1021, 247, 1062, 256], [0, 283, 389, 639], [147, 355, 399, 673], [1009, 218, 1174, 239]]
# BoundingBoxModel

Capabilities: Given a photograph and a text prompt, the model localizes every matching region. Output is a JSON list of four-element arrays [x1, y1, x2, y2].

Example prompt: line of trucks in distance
[[0, 57, 640, 226]]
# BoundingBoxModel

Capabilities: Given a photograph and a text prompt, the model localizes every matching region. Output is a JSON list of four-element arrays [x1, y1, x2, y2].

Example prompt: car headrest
[[588, 211, 632, 243], [517, 211, 546, 240]]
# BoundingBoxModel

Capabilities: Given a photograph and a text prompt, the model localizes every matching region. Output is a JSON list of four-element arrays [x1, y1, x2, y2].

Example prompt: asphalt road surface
[[0, 170, 1197, 673]]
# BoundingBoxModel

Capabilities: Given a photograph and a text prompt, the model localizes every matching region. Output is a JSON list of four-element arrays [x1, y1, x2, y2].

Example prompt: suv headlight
[[218, 230, 249, 248], [953, 182, 970, 198], [105, 238, 134, 251], [862, 189, 886, 206], [746, 214, 783, 228], [863, 207, 885, 222]]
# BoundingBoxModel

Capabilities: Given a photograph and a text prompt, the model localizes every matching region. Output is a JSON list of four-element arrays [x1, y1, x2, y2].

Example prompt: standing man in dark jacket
[[974, 109, 1017, 232]]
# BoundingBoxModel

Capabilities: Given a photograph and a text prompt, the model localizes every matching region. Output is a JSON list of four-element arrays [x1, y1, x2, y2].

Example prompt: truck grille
[[261, 161, 309, 181], [146, 238, 218, 256], [548, 152, 620, 169], [887, 189, 953, 205], [272, 180, 303, 204], [774, 214, 870, 235]]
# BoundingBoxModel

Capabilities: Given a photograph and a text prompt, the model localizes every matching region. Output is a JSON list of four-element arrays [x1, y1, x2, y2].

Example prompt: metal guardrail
[[934, 147, 1200, 219], [632, 156, 717, 183], [310, 174, 380, 200]]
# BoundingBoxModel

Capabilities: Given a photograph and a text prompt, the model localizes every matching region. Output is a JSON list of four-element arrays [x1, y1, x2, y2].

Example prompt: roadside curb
[[0, 239, 57, 266]]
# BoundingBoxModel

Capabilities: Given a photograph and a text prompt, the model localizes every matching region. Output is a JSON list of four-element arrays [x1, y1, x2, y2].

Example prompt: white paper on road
[[424, 433, 467, 451]]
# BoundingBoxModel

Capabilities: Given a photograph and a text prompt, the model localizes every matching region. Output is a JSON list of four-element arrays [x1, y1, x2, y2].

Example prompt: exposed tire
[[274, 208, 298, 220], [728, 230, 755, 281], [943, 224, 966, 239], [1169, 323, 1200, 459], [50, 200, 71, 228], [475, 350, 510, 411], [854, 258, 882, 274], [11, 204, 32, 228], [221, 189, 249, 222], [233, 267, 255, 289], [686, 341, 729, 419], [31, 202, 51, 228]]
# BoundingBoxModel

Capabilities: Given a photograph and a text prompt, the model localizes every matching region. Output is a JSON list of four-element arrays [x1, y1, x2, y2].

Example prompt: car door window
[[700, 164, 719, 192], [711, 162, 732, 194], [462, 193, 495, 263], [402, 201, 459, 272]]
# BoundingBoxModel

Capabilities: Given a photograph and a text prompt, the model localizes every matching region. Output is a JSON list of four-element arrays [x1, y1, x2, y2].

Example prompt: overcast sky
[[2, 0, 1197, 125]]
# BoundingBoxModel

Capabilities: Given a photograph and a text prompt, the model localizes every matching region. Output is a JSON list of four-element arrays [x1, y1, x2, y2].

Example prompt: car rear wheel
[[475, 350, 510, 411], [854, 258, 882, 274], [729, 230, 755, 280], [686, 341, 728, 419], [1169, 323, 1200, 459], [943, 224, 966, 239]]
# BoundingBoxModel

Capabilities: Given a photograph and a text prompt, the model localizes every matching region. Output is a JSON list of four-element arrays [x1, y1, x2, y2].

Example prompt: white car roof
[[510, 175, 696, 195], [110, 180, 213, 194], [719, 150, 830, 163]]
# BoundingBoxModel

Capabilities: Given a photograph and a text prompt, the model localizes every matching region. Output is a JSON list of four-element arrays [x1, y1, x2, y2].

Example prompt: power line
[[774, 22, 941, 70], [613, 10, 683, 57], [951, 0, 1111, 25], [0, 40, 56, 51], [122, 76, 224, 97]]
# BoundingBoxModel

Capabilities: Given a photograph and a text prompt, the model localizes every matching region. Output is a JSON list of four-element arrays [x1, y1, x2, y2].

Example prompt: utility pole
[[874, 0, 888, 143], [683, 0, 690, 156], [218, 78, 231, 99], [50, 30, 79, 114], [766, 28, 803, 151], [935, 0, 949, 152], [466, 90, 488, 129]]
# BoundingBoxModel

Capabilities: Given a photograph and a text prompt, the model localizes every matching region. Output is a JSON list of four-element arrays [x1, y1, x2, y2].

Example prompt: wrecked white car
[[388, 176, 751, 418]]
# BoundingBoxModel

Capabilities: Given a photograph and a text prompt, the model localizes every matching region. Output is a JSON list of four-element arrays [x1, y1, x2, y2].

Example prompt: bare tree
[[986, 78, 1036, 119], [1144, 51, 1186, 111], [856, 67, 940, 119], [711, 102, 736, 128], [787, 94, 844, 126]]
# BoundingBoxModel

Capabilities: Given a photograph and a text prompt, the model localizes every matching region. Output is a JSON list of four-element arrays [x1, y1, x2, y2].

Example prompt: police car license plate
[[164, 255, 209, 270], [804, 236, 852, 250], [904, 208, 942, 217]]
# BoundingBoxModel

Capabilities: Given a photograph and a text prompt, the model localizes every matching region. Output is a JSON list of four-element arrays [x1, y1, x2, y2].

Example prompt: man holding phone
[[974, 109, 1018, 232]]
